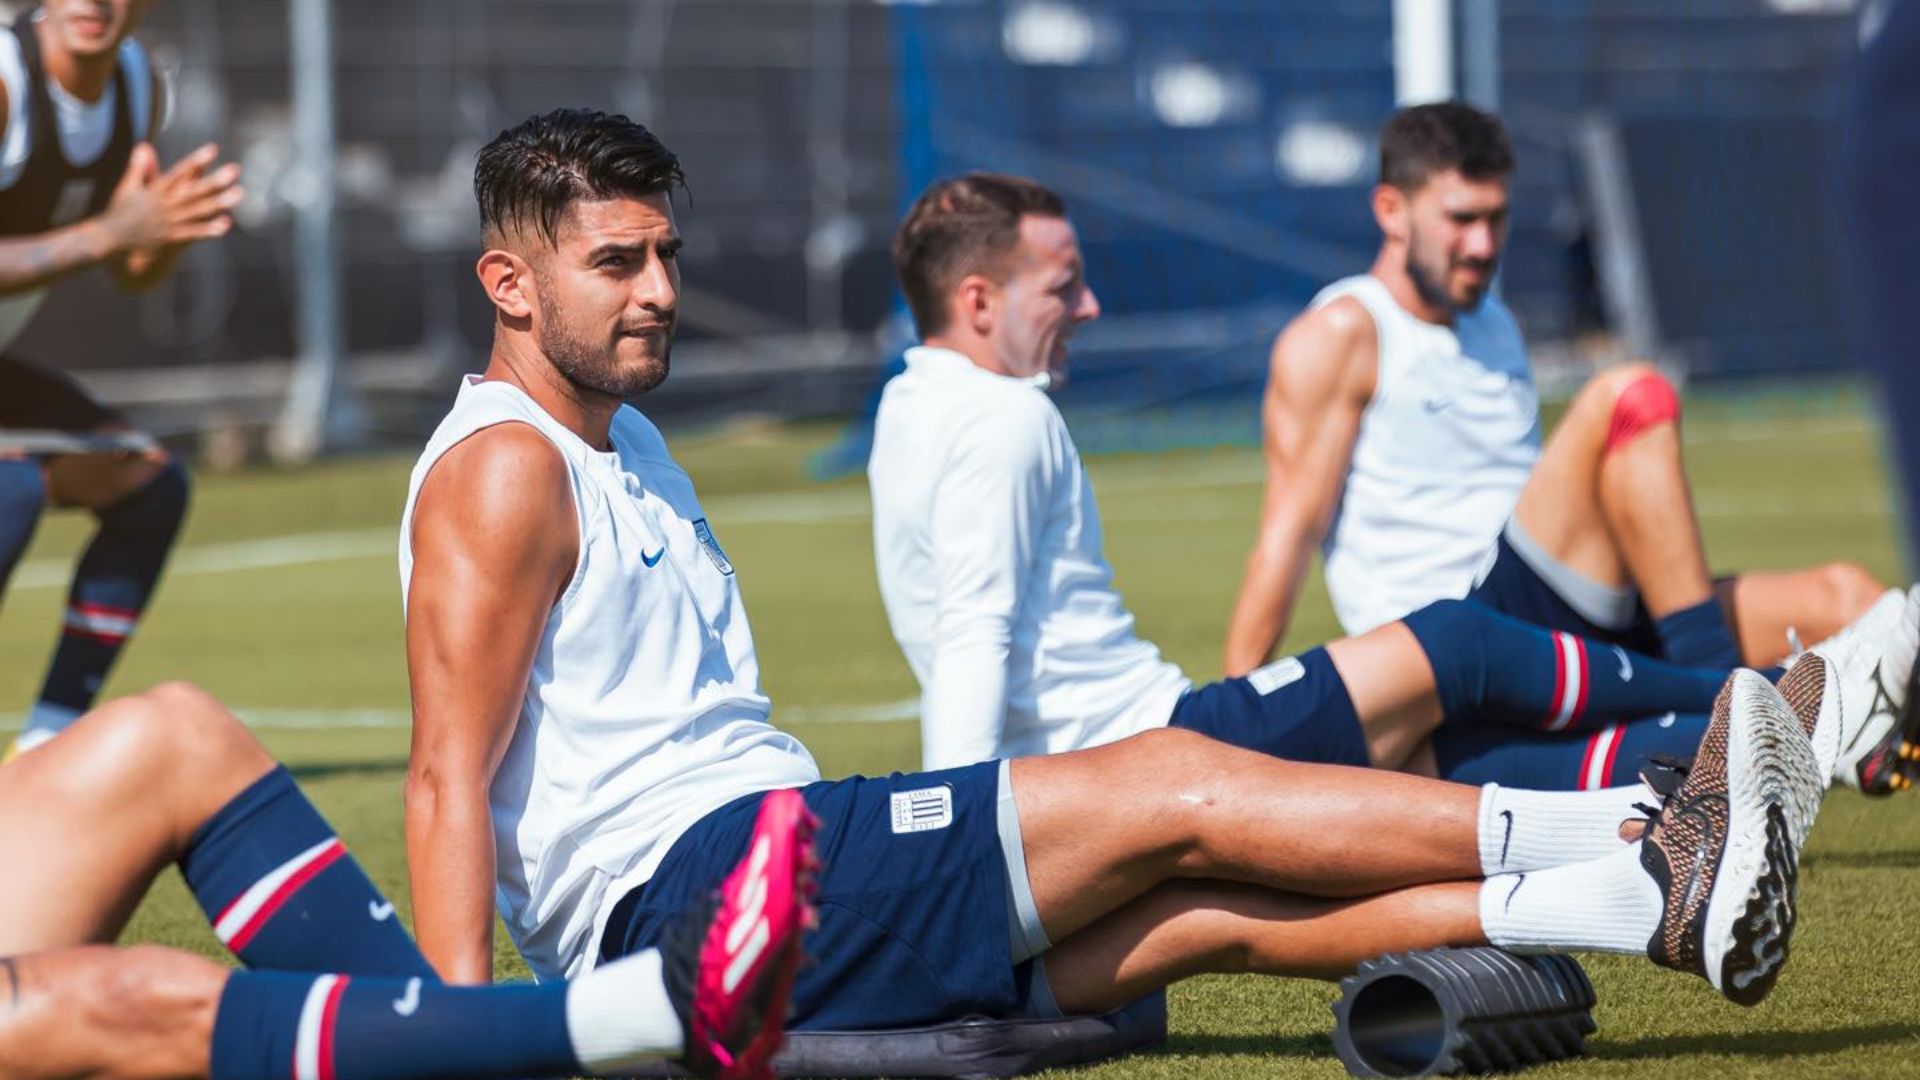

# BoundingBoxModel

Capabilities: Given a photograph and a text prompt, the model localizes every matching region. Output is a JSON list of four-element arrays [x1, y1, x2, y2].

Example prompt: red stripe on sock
[[227, 840, 347, 953], [1573, 637, 1591, 720], [1598, 725, 1626, 786], [1547, 633, 1569, 730], [319, 976, 349, 1080], [1577, 729, 1606, 789]]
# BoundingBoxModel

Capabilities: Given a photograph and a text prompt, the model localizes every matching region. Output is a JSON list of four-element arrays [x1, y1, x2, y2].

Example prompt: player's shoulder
[[1269, 295, 1379, 398], [419, 420, 571, 520]]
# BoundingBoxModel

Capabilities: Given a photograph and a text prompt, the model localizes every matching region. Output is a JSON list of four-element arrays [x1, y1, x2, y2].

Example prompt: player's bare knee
[[1593, 365, 1680, 454], [1817, 562, 1883, 625], [84, 683, 265, 794]]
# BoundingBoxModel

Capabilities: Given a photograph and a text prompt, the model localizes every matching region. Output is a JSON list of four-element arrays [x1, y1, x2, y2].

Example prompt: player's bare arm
[[404, 423, 578, 984], [1222, 297, 1377, 675]]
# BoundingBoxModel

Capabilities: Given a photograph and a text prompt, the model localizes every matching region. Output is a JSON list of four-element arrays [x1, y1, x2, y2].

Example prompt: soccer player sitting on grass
[[402, 109, 1858, 1044], [1221, 103, 1900, 783], [0, 681, 815, 1080], [866, 172, 1920, 793]]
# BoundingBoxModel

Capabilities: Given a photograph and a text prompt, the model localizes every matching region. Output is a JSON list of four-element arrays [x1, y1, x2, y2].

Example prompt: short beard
[[536, 316, 670, 401], [1405, 248, 1464, 316]]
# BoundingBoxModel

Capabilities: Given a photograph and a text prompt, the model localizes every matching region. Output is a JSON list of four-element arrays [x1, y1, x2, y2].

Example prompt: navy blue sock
[[209, 971, 577, 1080], [1402, 599, 1726, 733], [1432, 711, 1711, 791], [181, 766, 434, 977], [0, 458, 47, 593], [36, 459, 188, 712], [1653, 596, 1743, 671]]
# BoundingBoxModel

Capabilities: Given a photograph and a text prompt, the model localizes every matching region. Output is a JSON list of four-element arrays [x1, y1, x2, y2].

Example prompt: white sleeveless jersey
[[0, 28, 152, 349], [870, 346, 1191, 770], [399, 376, 820, 980], [1316, 275, 1540, 634]]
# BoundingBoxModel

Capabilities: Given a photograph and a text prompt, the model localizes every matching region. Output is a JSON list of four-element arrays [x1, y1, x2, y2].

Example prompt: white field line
[[0, 698, 920, 731]]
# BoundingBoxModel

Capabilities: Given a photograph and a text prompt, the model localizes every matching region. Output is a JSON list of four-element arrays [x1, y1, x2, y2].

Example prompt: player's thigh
[[41, 445, 169, 511], [1721, 565, 1886, 667], [0, 945, 221, 1080], [1510, 372, 1632, 568]]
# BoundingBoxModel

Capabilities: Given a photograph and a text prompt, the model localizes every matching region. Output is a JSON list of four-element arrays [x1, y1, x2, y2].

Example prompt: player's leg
[[1040, 879, 1484, 1014], [1507, 363, 1881, 668], [1186, 603, 1728, 771], [0, 945, 223, 1080], [1719, 566, 1885, 669], [1016, 670, 1821, 1006], [0, 683, 432, 976], [0, 356, 190, 755], [0, 458, 47, 599], [17, 449, 189, 752]]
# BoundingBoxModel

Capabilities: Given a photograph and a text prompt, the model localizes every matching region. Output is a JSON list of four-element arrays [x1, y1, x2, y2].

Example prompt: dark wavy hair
[[893, 173, 1066, 338], [1379, 102, 1514, 192], [474, 108, 685, 246]]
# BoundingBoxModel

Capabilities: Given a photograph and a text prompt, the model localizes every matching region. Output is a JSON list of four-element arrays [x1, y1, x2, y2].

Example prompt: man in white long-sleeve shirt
[[868, 173, 1920, 795]]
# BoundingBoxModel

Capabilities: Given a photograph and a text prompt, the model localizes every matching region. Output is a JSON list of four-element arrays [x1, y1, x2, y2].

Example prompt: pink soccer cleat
[[667, 788, 820, 1080]]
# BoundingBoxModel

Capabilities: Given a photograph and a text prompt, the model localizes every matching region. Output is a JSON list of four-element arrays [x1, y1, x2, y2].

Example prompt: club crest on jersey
[[890, 785, 953, 834], [692, 518, 733, 575]]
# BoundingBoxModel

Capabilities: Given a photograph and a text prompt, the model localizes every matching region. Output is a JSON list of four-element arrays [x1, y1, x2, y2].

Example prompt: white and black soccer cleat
[[1786, 587, 1920, 794], [1641, 670, 1824, 1006]]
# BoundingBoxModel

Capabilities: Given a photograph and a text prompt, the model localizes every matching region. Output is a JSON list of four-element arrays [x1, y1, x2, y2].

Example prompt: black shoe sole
[[1719, 803, 1799, 1007]]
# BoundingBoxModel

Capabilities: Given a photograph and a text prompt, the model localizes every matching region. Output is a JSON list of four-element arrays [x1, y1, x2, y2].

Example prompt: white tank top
[[399, 376, 820, 980], [1316, 275, 1540, 634], [0, 28, 152, 349]]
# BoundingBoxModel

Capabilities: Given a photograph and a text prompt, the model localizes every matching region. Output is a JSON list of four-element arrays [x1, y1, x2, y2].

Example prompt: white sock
[[1476, 782, 1649, 875], [18, 701, 84, 744], [566, 947, 684, 1073], [1479, 843, 1662, 955]]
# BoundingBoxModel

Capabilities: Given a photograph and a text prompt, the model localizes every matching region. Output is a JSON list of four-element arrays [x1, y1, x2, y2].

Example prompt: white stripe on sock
[[213, 837, 340, 946], [293, 975, 339, 1080], [1550, 633, 1583, 731]]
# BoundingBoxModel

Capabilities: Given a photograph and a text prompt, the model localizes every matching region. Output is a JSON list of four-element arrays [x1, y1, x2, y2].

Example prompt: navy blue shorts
[[599, 762, 1046, 1031], [0, 355, 121, 432], [1466, 532, 1666, 656], [1168, 646, 1371, 767]]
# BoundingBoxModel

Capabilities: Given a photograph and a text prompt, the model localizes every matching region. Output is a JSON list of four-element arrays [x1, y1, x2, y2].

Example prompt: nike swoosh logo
[[1504, 873, 1526, 912], [641, 547, 666, 568], [1423, 397, 1453, 413], [369, 900, 395, 922], [1498, 809, 1515, 868], [392, 976, 422, 1017], [1612, 646, 1633, 682]]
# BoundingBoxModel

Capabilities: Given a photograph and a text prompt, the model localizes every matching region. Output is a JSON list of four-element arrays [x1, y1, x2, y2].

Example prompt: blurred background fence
[[21, 0, 1868, 464]]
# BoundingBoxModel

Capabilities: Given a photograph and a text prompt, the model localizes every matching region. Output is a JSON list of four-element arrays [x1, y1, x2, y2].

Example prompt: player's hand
[[99, 142, 244, 254]]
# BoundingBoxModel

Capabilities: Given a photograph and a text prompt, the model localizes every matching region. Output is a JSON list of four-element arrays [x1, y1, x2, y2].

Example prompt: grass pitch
[[4, 387, 1918, 1077]]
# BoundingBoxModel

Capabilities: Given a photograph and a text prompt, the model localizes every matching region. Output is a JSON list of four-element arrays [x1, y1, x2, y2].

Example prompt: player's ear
[[1372, 183, 1409, 244], [477, 249, 534, 321], [957, 274, 995, 336]]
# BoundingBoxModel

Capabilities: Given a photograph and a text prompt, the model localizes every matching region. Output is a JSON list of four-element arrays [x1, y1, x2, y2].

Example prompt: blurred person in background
[[0, 0, 243, 761], [1224, 103, 1886, 708]]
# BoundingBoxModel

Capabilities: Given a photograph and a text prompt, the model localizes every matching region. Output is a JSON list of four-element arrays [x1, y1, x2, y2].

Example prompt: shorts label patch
[[890, 785, 953, 834], [1247, 656, 1307, 696], [692, 518, 734, 575]]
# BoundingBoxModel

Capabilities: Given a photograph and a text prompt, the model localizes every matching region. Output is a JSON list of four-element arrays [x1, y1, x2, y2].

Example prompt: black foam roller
[[1329, 947, 1596, 1077]]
